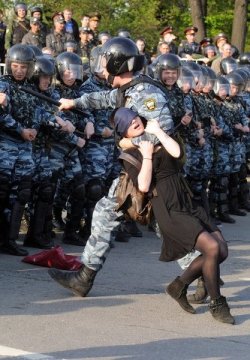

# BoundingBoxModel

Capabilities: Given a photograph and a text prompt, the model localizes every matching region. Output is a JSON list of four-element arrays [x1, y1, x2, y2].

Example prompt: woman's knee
[[196, 232, 220, 257]]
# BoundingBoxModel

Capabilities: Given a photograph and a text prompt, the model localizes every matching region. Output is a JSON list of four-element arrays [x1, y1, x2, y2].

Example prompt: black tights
[[180, 231, 228, 299]]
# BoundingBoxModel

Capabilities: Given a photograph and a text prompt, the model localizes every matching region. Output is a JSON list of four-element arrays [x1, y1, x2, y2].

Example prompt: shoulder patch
[[144, 98, 156, 111]]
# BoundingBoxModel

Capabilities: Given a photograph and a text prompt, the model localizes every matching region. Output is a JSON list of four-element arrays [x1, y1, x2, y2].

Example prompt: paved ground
[[0, 213, 250, 360]]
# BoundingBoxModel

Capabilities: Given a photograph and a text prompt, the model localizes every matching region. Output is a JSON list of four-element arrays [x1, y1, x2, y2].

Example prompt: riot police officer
[[48, 36, 174, 297]]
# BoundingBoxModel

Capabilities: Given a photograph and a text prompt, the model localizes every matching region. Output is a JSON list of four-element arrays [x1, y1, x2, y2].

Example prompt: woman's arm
[[137, 141, 154, 192], [145, 120, 181, 158]]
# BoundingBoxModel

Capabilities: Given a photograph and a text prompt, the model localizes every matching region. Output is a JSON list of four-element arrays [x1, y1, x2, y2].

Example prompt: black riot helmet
[[101, 37, 145, 77], [14, 2, 27, 15], [226, 71, 245, 94], [56, 51, 83, 81], [220, 57, 238, 75], [117, 29, 131, 39], [89, 45, 102, 75], [177, 67, 195, 93], [239, 52, 250, 66], [203, 66, 216, 89], [6, 44, 35, 78], [28, 45, 43, 58], [33, 56, 55, 78], [213, 76, 230, 98], [155, 53, 181, 81]]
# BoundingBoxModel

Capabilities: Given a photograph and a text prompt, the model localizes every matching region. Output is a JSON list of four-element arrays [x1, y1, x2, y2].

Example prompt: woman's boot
[[209, 296, 235, 324], [166, 276, 196, 314], [48, 266, 97, 297], [187, 276, 208, 304]]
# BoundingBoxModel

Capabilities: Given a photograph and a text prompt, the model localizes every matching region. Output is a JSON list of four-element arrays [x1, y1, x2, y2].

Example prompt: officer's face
[[11, 62, 28, 81], [39, 75, 52, 91], [161, 69, 178, 87], [62, 70, 76, 86], [125, 116, 145, 138], [230, 84, 239, 96]]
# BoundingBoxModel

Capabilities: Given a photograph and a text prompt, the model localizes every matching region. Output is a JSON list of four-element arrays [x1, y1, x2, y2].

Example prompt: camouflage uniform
[[51, 81, 94, 243], [224, 97, 249, 213], [78, 74, 121, 239], [72, 75, 173, 270], [0, 76, 43, 249], [184, 91, 213, 212]]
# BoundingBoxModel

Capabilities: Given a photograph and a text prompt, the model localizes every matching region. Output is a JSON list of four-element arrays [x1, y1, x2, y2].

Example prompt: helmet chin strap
[[107, 74, 115, 85]]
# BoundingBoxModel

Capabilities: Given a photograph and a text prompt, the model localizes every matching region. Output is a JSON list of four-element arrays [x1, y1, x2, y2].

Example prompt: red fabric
[[22, 246, 82, 270]]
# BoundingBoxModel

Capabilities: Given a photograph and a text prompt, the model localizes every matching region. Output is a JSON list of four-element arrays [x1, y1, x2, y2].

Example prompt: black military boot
[[63, 200, 85, 246], [122, 219, 143, 237], [228, 173, 246, 216], [52, 206, 65, 231], [2, 201, 28, 256], [48, 265, 97, 297], [24, 201, 54, 249], [209, 296, 235, 324], [187, 276, 208, 304], [166, 276, 196, 314]]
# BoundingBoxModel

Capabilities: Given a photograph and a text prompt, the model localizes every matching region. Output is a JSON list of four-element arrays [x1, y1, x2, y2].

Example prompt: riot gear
[[239, 52, 250, 66], [5, 44, 35, 78], [177, 67, 195, 92], [32, 55, 55, 86], [213, 76, 230, 98], [89, 46, 102, 74], [28, 45, 43, 57], [117, 29, 131, 38], [226, 71, 245, 94], [56, 52, 83, 81], [155, 53, 181, 81], [101, 37, 144, 77], [220, 57, 238, 75]]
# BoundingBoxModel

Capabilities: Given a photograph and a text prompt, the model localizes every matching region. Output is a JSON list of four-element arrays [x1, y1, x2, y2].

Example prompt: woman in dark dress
[[114, 107, 234, 325]]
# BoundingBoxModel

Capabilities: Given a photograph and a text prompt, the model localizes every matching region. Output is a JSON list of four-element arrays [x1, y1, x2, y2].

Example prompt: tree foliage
[[1, 0, 249, 51]]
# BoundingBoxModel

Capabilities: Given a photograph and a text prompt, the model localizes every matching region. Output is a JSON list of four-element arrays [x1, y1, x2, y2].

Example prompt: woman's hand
[[138, 140, 154, 159], [144, 119, 161, 136]]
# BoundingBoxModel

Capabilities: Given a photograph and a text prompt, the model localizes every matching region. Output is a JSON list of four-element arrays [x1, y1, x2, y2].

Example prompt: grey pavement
[[0, 213, 250, 360]]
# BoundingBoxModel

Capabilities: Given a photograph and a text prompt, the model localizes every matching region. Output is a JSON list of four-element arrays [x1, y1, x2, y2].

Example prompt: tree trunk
[[231, 0, 248, 52], [188, 0, 206, 42]]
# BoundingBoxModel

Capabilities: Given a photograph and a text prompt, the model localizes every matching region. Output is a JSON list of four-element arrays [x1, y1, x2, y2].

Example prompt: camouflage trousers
[[81, 177, 122, 271], [49, 143, 83, 208], [210, 141, 230, 176], [229, 140, 245, 173], [184, 142, 213, 179], [79, 139, 116, 183], [0, 135, 34, 205]]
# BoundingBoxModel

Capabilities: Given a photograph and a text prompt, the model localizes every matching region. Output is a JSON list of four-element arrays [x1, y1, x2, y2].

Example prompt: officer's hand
[[65, 120, 75, 133], [198, 137, 205, 146], [242, 125, 249, 133], [55, 116, 65, 128], [58, 119, 75, 133], [234, 123, 243, 131], [84, 122, 95, 139], [213, 127, 223, 136], [76, 137, 86, 148], [181, 114, 192, 126], [102, 127, 113, 138], [21, 128, 37, 141], [197, 129, 204, 139], [58, 98, 75, 111], [0, 92, 7, 107]]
